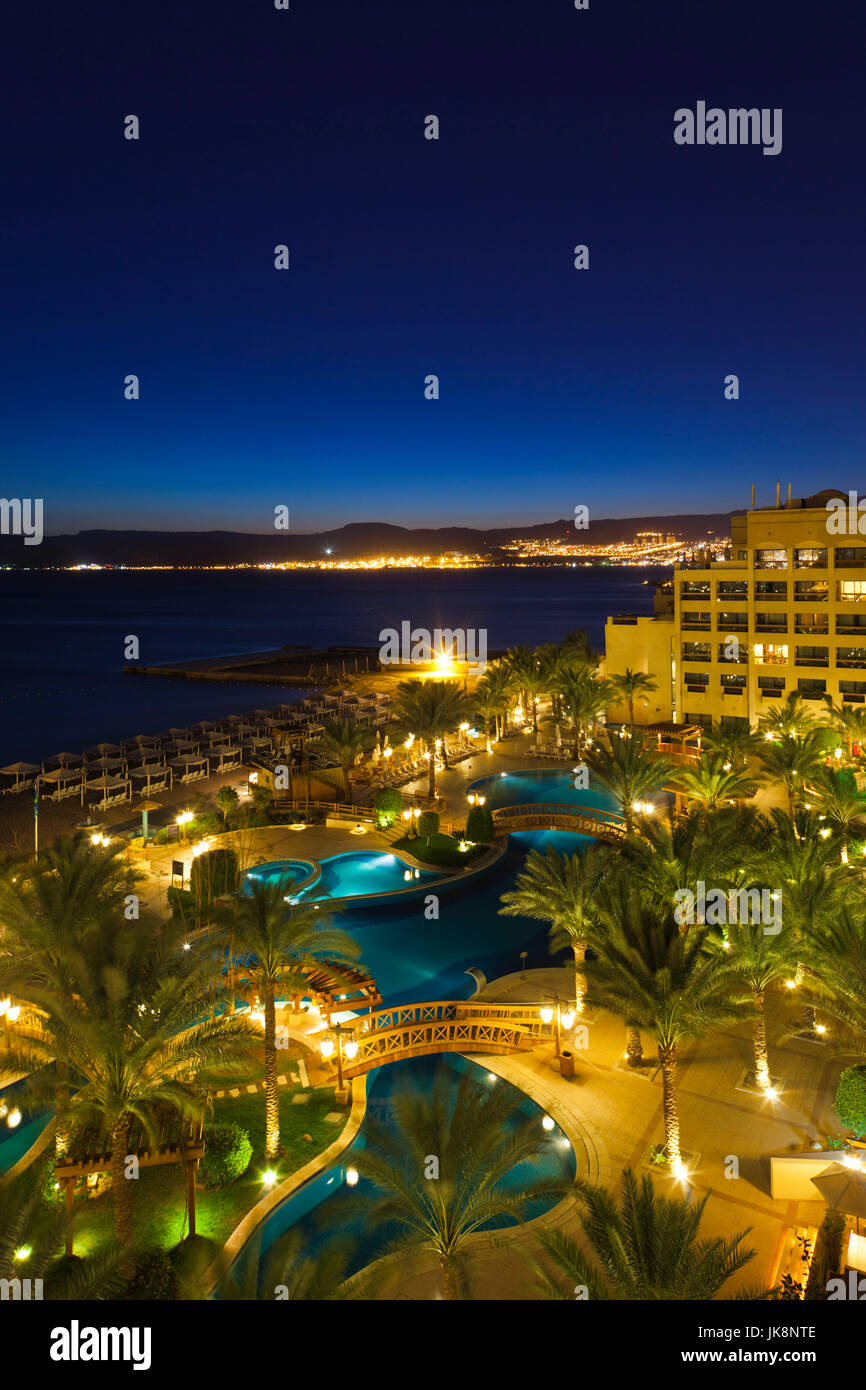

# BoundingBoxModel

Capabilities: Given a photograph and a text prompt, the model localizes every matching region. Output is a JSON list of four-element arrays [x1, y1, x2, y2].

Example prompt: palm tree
[[800, 905, 866, 1049], [503, 645, 536, 720], [821, 696, 866, 761], [586, 731, 674, 834], [498, 844, 607, 1012], [676, 754, 756, 812], [756, 729, 829, 820], [759, 691, 816, 740], [530, 1168, 756, 1299], [355, 1068, 569, 1299], [556, 669, 611, 757], [720, 919, 804, 1091], [392, 679, 471, 798], [8, 913, 259, 1250], [808, 765, 866, 863], [585, 887, 739, 1167], [474, 664, 513, 743], [217, 881, 360, 1160], [0, 835, 144, 1157], [608, 669, 658, 728], [313, 719, 375, 803], [702, 719, 764, 770], [216, 786, 239, 821], [0, 1159, 126, 1299]]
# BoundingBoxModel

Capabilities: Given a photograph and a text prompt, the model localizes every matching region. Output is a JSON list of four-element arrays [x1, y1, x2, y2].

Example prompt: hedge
[[199, 1122, 253, 1189]]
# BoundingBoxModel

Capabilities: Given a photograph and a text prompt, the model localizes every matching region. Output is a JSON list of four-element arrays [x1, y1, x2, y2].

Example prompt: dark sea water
[[0, 567, 666, 765]]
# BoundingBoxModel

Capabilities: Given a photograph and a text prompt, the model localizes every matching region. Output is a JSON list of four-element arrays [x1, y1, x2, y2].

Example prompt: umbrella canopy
[[46, 751, 84, 765], [1, 761, 41, 775], [87, 755, 124, 772], [170, 754, 207, 767], [38, 768, 81, 783], [86, 742, 122, 756], [123, 734, 159, 748], [192, 720, 219, 731], [83, 773, 129, 789], [812, 1165, 866, 1219]]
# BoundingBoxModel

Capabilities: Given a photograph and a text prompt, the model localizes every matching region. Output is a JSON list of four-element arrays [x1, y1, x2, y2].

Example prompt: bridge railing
[[490, 803, 627, 837], [356, 999, 552, 1038]]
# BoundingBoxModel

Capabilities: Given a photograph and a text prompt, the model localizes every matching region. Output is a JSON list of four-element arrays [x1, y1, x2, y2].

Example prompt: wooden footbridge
[[338, 1000, 554, 1079], [491, 803, 627, 840]]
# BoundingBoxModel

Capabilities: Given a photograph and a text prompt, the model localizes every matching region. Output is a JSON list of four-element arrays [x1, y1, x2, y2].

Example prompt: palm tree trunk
[[752, 991, 771, 1089], [441, 1256, 458, 1300], [428, 755, 436, 800], [264, 986, 280, 1159], [572, 943, 586, 1012], [342, 765, 352, 804], [658, 1044, 681, 1166], [625, 1024, 643, 1068], [55, 1054, 70, 1159], [532, 699, 538, 735], [111, 1115, 134, 1250], [628, 697, 635, 728]]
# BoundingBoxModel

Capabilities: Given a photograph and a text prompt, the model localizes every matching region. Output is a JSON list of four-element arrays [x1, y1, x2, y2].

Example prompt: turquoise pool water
[[243, 859, 316, 892], [468, 767, 620, 815], [225, 1052, 576, 1293], [307, 851, 442, 900]]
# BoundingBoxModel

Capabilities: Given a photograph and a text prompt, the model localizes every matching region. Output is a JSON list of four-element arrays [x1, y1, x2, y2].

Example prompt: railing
[[340, 1000, 553, 1078], [490, 803, 627, 840]]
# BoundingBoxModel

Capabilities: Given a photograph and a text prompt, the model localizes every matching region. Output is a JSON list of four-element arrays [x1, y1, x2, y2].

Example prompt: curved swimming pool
[[225, 1052, 576, 1293]]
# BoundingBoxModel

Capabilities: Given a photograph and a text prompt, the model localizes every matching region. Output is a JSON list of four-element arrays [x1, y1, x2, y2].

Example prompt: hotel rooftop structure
[[605, 487, 866, 728]]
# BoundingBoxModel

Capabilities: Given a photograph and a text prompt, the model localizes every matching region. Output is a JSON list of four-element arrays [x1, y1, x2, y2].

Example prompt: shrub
[[417, 811, 440, 839], [834, 1064, 866, 1138], [190, 848, 239, 903], [126, 1249, 176, 1301], [465, 804, 495, 844], [216, 786, 239, 819], [199, 1122, 253, 1189], [372, 786, 403, 827]]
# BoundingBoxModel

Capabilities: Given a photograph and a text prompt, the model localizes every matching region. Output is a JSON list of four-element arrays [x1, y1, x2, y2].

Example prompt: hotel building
[[604, 488, 866, 728]]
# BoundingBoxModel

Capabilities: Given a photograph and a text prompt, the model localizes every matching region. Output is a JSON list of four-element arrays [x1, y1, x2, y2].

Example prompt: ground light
[[542, 1115, 555, 1131], [13, 1246, 32, 1261], [345, 1167, 359, 1186], [262, 1170, 278, 1188]]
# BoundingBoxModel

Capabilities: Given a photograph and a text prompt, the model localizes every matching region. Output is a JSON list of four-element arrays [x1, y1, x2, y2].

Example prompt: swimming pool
[[243, 859, 318, 893], [468, 767, 620, 815], [224, 1052, 576, 1294], [307, 851, 443, 900]]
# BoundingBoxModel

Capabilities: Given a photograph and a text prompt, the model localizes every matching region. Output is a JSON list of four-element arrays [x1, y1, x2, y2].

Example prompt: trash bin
[[559, 1049, 574, 1078]]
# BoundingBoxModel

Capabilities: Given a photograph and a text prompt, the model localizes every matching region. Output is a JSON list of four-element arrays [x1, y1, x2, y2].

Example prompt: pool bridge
[[337, 1000, 555, 1078], [490, 802, 627, 840]]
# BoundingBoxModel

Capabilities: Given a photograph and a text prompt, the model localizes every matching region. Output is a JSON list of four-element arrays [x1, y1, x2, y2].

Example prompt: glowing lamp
[[262, 1169, 278, 1188], [319, 1038, 335, 1058], [7, 1109, 22, 1129], [539, 1005, 554, 1025], [345, 1166, 359, 1186], [344, 1040, 359, 1060], [542, 1115, 555, 1132]]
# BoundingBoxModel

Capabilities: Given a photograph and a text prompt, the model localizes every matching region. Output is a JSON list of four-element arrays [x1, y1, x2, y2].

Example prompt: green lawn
[[66, 1082, 345, 1264], [392, 831, 487, 867]]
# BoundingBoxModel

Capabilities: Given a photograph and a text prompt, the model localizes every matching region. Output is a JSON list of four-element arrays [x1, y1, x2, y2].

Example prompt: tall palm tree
[[719, 919, 804, 1091], [608, 669, 658, 728], [392, 679, 472, 798], [498, 844, 608, 1011], [503, 645, 536, 719], [756, 729, 830, 820], [313, 719, 375, 803], [556, 669, 611, 757], [355, 1068, 568, 1299], [8, 914, 259, 1250], [675, 754, 756, 812], [585, 887, 739, 1167], [800, 904, 866, 1049], [218, 881, 360, 1160], [530, 1168, 756, 1300], [586, 731, 674, 834], [474, 663, 513, 743]]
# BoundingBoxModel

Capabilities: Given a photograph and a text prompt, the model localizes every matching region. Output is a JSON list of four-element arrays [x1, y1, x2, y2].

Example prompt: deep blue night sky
[[2, 0, 864, 533]]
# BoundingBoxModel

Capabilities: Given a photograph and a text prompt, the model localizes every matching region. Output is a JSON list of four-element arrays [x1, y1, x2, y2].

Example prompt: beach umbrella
[[812, 1165, 866, 1232], [136, 799, 162, 841], [87, 755, 124, 772], [86, 742, 121, 757], [123, 734, 158, 750], [192, 720, 219, 732], [46, 751, 83, 766], [1, 761, 41, 791]]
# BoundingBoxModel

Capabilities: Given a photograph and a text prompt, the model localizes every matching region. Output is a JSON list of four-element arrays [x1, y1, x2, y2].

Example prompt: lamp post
[[320, 1022, 357, 1095], [539, 994, 575, 1059]]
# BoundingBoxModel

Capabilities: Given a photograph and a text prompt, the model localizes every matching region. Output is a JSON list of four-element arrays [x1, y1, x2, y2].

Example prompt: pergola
[[55, 1115, 205, 1255]]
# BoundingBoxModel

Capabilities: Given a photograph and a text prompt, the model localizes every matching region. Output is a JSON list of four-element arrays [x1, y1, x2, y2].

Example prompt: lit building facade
[[605, 489, 866, 729]]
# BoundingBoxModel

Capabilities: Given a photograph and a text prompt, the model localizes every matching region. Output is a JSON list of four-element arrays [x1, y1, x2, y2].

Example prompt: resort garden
[[1, 647, 866, 1301]]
